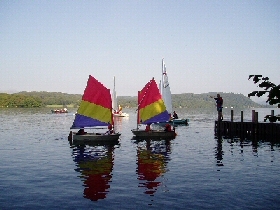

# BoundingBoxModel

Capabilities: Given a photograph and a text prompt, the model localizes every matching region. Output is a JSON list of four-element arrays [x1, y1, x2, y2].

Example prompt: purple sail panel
[[71, 114, 109, 128], [142, 110, 170, 124]]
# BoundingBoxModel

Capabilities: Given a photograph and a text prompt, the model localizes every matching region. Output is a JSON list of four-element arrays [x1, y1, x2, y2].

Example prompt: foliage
[[17, 91, 82, 107], [118, 92, 267, 109], [0, 91, 81, 108], [0, 93, 42, 108], [0, 91, 268, 109], [248, 75, 280, 108]]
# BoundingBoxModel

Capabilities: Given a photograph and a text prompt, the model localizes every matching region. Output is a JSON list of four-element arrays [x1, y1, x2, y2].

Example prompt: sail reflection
[[136, 139, 171, 195], [71, 143, 118, 201]]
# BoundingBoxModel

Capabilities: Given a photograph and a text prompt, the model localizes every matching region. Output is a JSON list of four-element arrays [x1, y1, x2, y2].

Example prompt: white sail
[[161, 59, 172, 114], [112, 76, 118, 112]]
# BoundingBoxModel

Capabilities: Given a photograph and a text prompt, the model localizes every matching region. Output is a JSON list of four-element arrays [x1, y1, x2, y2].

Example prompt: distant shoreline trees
[[0, 93, 43, 108], [0, 91, 81, 108], [0, 91, 270, 109]]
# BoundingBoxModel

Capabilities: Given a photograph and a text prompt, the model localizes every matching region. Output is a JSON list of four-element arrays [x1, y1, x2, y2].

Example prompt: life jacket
[[165, 124, 172, 132], [217, 97, 223, 108], [145, 125, 151, 132]]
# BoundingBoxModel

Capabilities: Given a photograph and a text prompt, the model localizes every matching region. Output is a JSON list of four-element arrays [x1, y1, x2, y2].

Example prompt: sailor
[[104, 124, 114, 135], [173, 111, 178, 119], [164, 124, 172, 132], [145, 124, 151, 132], [77, 129, 87, 135], [118, 105, 123, 114]]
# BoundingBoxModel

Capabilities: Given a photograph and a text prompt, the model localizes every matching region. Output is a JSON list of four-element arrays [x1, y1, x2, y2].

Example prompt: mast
[[112, 76, 117, 112], [161, 58, 164, 94]]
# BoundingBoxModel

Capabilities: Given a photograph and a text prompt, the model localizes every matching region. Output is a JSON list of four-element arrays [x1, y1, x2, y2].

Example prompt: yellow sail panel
[[78, 100, 112, 124], [139, 99, 166, 122]]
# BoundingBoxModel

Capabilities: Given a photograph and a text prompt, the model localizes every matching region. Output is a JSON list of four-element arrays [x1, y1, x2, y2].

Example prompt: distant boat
[[69, 75, 121, 144], [112, 76, 129, 117], [51, 108, 68, 114], [131, 78, 176, 139], [160, 59, 189, 126]]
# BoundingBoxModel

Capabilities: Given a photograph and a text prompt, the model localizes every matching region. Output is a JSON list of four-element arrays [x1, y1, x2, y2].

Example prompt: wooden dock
[[214, 110, 280, 142]]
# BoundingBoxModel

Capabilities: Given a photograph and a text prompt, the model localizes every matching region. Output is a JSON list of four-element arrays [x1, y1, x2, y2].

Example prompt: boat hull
[[72, 132, 121, 144], [51, 110, 68, 114], [156, 118, 189, 127], [113, 113, 129, 117], [131, 129, 176, 140], [172, 118, 189, 125]]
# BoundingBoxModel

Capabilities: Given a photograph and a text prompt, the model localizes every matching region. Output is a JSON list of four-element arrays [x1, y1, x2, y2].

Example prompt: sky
[[1, 0, 279, 99]]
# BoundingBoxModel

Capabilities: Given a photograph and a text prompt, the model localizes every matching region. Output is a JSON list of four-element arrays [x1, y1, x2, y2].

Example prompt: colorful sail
[[72, 75, 113, 128], [138, 78, 170, 124]]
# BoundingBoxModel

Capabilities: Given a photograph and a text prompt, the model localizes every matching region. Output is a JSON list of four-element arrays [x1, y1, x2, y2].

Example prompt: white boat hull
[[113, 112, 129, 117]]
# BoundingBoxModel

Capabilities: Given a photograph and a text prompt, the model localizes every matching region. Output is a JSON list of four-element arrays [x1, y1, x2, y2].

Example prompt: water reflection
[[71, 143, 118, 201], [215, 135, 224, 167], [113, 115, 129, 133], [135, 139, 171, 195]]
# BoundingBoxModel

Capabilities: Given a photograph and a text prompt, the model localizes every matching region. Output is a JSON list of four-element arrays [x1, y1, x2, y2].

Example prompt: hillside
[[0, 91, 272, 108], [118, 92, 270, 109]]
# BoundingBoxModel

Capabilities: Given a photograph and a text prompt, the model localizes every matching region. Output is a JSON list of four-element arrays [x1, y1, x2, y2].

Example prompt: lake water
[[0, 107, 280, 210]]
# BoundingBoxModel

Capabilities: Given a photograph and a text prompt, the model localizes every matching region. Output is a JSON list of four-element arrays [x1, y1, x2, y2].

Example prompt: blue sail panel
[[141, 110, 170, 124], [71, 114, 110, 128]]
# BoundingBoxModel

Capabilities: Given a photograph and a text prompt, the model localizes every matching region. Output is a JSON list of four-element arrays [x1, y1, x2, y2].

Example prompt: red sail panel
[[82, 75, 112, 109], [139, 79, 161, 109]]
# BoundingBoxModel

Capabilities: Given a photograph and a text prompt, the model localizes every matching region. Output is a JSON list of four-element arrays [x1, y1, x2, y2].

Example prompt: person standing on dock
[[210, 94, 223, 121]]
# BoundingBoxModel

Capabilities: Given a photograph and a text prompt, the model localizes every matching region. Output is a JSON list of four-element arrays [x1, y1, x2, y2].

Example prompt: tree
[[248, 75, 280, 108]]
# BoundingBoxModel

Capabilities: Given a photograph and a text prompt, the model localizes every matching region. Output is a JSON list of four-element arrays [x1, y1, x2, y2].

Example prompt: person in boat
[[77, 128, 87, 135], [118, 105, 123, 114], [173, 111, 178, 119], [104, 124, 114, 135], [164, 124, 172, 132], [210, 94, 223, 121], [145, 124, 151, 132]]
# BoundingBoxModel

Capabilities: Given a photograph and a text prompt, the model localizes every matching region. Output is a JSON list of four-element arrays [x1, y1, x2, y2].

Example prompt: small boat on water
[[113, 111, 129, 117], [112, 76, 129, 117], [51, 108, 68, 113], [155, 118, 189, 127], [171, 118, 189, 125], [69, 75, 121, 144], [131, 78, 176, 139], [160, 59, 189, 126]]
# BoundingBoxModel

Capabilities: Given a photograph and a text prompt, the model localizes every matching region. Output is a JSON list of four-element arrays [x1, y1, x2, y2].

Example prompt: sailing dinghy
[[69, 75, 121, 144], [160, 59, 189, 126], [131, 78, 176, 139]]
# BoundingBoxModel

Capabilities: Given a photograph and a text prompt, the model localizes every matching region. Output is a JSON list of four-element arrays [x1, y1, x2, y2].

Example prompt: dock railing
[[215, 110, 280, 142]]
